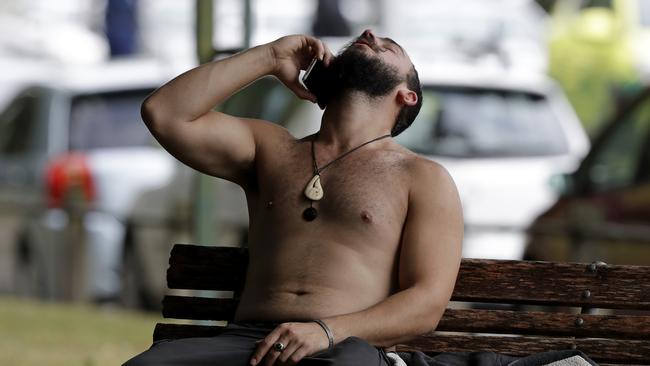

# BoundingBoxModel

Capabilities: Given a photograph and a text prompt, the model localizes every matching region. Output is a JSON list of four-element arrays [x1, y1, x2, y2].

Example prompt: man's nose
[[361, 29, 376, 42]]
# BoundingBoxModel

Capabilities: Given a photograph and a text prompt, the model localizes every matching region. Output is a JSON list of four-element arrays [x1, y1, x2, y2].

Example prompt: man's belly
[[233, 240, 395, 322]]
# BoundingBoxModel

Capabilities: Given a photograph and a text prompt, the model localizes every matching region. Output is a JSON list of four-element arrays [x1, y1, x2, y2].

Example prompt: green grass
[[0, 296, 163, 366]]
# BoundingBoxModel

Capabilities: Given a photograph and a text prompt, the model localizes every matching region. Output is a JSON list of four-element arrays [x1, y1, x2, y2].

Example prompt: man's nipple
[[360, 210, 373, 223]]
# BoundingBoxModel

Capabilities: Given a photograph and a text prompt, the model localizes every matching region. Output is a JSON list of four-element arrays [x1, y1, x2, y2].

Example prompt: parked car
[[0, 63, 298, 308], [524, 86, 650, 265], [402, 64, 589, 260], [0, 59, 190, 306]]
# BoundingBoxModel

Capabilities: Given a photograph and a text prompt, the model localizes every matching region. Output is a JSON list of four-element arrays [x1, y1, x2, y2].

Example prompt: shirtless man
[[124, 30, 463, 366]]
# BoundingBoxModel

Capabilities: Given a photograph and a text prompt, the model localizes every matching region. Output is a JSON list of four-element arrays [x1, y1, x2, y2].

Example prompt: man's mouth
[[354, 39, 372, 49]]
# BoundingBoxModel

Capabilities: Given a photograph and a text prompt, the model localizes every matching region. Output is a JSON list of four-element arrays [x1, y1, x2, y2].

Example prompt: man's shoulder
[[397, 151, 456, 197], [244, 118, 300, 149], [380, 143, 452, 185], [245, 118, 293, 138], [390, 146, 449, 181]]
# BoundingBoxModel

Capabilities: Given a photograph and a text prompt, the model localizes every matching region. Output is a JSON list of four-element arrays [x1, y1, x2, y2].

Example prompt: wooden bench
[[153, 244, 650, 365]]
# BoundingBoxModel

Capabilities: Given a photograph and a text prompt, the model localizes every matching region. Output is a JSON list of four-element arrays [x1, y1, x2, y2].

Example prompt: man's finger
[[250, 330, 282, 365], [322, 43, 334, 67], [285, 346, 310, 366], [263, 336, 291, 366], [305, 36, 326, 61], [288, 82, 317, 103], [277, 340, 301, 364]]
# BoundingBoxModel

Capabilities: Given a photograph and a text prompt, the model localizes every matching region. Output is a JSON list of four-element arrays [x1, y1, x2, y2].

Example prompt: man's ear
[[396, 88, 418, 107]]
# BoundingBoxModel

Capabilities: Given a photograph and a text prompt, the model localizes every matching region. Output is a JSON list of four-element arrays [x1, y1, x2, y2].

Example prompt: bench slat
[[437, 308, 650, 339], [453, 259, 650, 310], [166, 245, 650, 309], [169, 244, 247, 266], [162, 296, 237, 321], [167, 263, 246, 291], [398, 334, 650, 364]]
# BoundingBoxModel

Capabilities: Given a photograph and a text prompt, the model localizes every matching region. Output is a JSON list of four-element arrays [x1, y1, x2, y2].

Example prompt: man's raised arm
[[140, 35, 332, 186]]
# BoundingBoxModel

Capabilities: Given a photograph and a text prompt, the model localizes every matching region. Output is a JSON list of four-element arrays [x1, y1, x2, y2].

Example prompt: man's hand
[[268, 35, 334, 103], [250, 322, 331, 366]]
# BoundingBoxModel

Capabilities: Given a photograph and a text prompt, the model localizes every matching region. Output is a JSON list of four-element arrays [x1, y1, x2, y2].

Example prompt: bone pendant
[[304, 175, 324, 201]]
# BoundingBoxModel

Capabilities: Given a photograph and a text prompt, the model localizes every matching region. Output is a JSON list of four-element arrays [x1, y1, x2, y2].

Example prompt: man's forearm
[[142, 44, 275, 125], [322, 285, 447, 348]]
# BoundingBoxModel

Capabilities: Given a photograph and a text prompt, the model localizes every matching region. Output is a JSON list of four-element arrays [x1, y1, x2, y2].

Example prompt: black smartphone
[[302, 57, 334, 110]]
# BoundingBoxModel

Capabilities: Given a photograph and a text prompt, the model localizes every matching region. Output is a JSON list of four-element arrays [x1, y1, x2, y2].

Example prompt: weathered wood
[[453, 259, 650, 310], [166, 244, 247, 292], [397, 334, 650, 364], [437, 308, 650, 339], [169, 244, 247, 266], [154, 323, 226, 341], [165, 245, 650, 310], [155, 245, 650, 364], [167, 263, 246, 292], [162, 296, 237, 321]]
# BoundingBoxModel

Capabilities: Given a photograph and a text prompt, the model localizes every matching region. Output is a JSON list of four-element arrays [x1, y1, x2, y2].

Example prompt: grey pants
[[123, 322, 391, 366]]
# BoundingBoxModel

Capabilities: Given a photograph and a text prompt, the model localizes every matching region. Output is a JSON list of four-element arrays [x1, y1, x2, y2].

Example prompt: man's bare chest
[[255, 145, 409, 226]]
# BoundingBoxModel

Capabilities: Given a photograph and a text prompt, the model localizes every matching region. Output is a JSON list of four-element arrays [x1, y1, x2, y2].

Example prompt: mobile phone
[[302, 57, 334, 110]]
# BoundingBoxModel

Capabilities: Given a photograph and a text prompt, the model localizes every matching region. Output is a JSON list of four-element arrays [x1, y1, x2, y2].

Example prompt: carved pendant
[[302, 206, 318, 221], [304, 175, 324, 201]]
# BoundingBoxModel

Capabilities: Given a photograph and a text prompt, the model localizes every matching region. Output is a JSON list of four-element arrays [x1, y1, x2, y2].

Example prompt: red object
[[46, 153, 95, 208]]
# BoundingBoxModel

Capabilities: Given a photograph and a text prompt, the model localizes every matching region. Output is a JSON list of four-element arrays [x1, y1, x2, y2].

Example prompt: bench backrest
[[154, 244, 650, 365]]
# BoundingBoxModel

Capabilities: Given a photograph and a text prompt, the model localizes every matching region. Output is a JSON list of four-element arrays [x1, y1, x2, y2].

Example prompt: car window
[[584, 94, 650, 192], [0, 92, 40, 156], [395, 87, 569, 158], [69, 89, 154, 150]]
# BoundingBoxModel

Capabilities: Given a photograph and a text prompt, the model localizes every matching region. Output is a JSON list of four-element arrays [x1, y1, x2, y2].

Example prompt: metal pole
[[194, 0, 217, 247], [192, 0, 253, 247], [243, 0, 252, 48], [196, 0, 215, 64]]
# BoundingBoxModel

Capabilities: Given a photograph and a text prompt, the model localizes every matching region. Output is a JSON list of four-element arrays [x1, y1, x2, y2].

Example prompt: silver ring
[[273, 342, 285, 352]]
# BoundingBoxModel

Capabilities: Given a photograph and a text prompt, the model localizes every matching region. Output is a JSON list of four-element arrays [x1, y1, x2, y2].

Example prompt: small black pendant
[[302, 207, 318, 221]]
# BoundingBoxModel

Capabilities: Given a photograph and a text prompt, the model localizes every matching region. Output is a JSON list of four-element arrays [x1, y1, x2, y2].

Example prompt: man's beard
[[329, 43, 402, 98]]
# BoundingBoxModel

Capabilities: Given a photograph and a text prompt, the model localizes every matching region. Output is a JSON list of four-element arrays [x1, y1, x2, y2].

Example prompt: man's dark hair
[[391, 66, 422, 137]]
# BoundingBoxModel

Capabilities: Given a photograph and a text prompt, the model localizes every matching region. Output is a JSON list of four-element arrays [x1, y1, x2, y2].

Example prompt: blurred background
[[1, 0, 649, 364]]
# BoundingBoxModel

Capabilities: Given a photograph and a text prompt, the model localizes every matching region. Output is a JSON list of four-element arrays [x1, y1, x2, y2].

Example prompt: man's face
[[331, 30, 413, 98]]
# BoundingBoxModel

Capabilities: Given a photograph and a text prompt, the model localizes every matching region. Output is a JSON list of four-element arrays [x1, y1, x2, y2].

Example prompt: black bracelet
[[313, 319, 334, 350]]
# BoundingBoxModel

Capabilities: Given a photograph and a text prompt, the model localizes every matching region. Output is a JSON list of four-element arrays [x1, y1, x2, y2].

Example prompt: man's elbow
[[419, 306, 446, 335], [415, 290, 451, 335], [140, 95, 172, 136], [141, 96, 159, 127]]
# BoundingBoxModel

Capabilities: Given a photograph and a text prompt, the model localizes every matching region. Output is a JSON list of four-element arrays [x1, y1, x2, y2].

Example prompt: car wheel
[[120, 225, 156, 310], [13, 233, 47, 299]]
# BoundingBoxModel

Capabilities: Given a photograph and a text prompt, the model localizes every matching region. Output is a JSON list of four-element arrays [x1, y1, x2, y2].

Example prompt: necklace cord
[[311, 133, 392, 175]]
